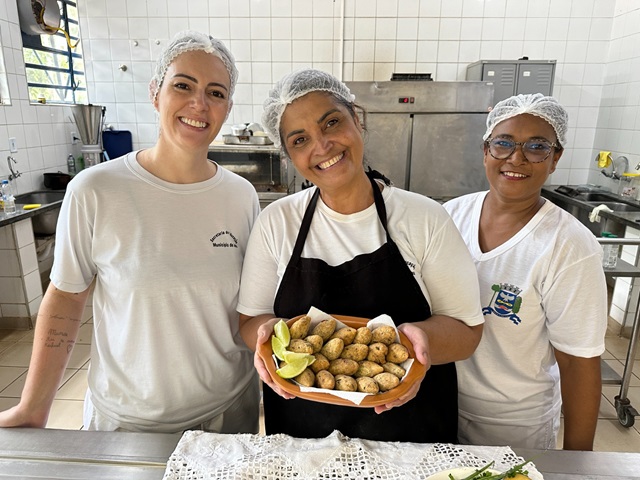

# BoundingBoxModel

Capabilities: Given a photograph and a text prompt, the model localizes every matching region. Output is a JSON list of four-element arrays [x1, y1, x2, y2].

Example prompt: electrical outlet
[[71, 132, 78, 145], [8, 137, 17, 153]]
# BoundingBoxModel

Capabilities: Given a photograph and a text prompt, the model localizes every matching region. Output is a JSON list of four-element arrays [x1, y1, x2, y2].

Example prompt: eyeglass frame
[[484, 136, 560, 163]]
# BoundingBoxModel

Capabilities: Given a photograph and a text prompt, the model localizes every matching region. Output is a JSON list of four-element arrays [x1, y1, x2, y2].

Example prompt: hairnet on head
[[484, 93, 568, 147], [150, 31, 238, 102], [262, 68, 356, 149]]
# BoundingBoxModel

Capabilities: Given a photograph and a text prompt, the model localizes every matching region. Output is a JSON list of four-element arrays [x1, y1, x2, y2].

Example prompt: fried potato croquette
[[274, 317, 414, 396], [311, 318, 337, 341], [352, 327, 372, 345], [304, 334, 324, 353], [320, 337, 344, 360], [374, 372, 400, 391], [355, 360, 384, 378], [328, 358, 359, 376], [289, 338, 314, 354], [371, 325, 397, 345], [340, 343, 369, 361], [386, 343, 409, 363], [382, 362, 406, 379], [367, 342, 388, 364], [315, 370, 335, 389], [329, 326, 357, 345], [289, 315, 311, 339], [356, 376, 380, 394], [294, 368, 315, 387], [309, 353, 330, 373], [334, 374, 357, 392]]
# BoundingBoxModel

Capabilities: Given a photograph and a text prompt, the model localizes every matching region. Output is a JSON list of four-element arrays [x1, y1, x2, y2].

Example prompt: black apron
[[266, 174, 458, 443]]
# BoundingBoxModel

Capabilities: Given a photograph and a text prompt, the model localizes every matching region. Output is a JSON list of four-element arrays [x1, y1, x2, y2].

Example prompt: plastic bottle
[[1, 179, 16, 215], [67, 154, 77, 174], [602, 232, 619, 269]]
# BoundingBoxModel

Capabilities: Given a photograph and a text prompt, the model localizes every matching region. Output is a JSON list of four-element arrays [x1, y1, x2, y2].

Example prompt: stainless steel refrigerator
[[345, 80, 494, 200]]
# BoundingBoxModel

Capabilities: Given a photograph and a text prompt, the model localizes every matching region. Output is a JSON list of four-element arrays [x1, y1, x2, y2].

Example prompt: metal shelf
[[599, 238, 640, 427]]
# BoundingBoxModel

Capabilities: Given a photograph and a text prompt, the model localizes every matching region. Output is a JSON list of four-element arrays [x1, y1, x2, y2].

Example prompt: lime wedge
[[283, 351, 315, 365], [271, 335, 287, 361], [276, 355, 314, 379], [274, 319, 290, 347]]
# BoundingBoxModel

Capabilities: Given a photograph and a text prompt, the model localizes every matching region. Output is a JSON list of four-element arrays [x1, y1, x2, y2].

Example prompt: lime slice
[[283, 351, 315, 365], [276, 355, 313, 379], [274, 319, 290, 347], [271, 335, 287, 361]]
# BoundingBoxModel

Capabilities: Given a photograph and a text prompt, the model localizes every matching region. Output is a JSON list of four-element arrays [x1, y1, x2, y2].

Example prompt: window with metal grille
[[21, 0, 86, 104]]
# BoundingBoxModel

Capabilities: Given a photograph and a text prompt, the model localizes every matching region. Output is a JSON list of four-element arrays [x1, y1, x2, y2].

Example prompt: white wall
[[0, 0, 80, 195], [591, 1, 640, 192], [3, 0, 640, 193]]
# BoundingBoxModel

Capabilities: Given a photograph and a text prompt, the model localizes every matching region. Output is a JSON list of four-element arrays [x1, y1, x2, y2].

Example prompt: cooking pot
[[231, 122, 263, 136], [43, 172, 72, 190]]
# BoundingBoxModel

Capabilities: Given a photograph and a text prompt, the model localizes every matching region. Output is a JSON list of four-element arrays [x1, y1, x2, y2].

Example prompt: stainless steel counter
[[0, 200, 62, 230], [541, 185, 640, 232], [208, 141, 279, 154], [515, 447, 640, 479], [1, 428, 640, 479], [0, 428, 181, 479]]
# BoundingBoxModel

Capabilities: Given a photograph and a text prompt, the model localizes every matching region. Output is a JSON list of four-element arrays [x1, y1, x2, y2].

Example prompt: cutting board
[[102, 130, 133, 160]]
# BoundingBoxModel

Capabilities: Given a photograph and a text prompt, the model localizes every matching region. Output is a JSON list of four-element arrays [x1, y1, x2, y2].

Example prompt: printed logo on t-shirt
[[482, 282, 522, 325], [405, 260, 416, 275], [210, 230, 239, 248]]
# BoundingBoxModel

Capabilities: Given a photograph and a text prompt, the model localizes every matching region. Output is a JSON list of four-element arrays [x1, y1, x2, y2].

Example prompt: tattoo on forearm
[[51, 313, 81, 323], [45, 328, 74, 354], [38, 313, 81, 323]]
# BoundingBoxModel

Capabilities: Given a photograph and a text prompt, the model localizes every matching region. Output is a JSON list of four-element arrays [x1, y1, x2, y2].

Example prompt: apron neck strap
[[367, 172, 391, 240], [290, 187, 321, 261], [290, 174, 393, 262]]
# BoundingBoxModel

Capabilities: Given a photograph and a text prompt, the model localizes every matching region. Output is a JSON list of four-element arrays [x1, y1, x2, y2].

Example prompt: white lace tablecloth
[[162, 430, 544, 480]]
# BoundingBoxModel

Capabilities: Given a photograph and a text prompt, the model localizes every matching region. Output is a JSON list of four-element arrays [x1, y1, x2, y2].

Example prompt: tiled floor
[[1, 307, 639, 452]]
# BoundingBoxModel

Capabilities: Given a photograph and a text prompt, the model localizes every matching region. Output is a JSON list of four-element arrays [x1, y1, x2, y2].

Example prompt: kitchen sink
[[14, 190, 65, 235], [585, 201, 640, 213], [15, 191, 65, 205], [543, 186, 640, 238], [575, 192, 632, 203]]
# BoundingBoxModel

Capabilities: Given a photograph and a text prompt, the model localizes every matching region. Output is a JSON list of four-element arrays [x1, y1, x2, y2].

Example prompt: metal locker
[[466, 59, 556, 103]]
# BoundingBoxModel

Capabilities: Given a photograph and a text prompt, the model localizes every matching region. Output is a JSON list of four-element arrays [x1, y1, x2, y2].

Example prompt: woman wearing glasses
[[444, 94, 607, 450]]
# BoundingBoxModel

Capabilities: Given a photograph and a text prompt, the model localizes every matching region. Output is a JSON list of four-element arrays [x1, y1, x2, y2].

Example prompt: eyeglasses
[[485, 137, 559, 163]]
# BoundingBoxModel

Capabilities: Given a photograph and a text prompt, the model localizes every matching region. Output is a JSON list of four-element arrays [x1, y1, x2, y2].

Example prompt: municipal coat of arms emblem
[[482, 283, 523, 325]]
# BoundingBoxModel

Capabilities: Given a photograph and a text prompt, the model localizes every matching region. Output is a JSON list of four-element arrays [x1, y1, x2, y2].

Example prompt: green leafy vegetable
[[449, 459, 532, 480]]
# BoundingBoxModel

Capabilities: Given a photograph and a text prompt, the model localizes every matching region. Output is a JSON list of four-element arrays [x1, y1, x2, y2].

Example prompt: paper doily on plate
[[163, 430, 544, 480]]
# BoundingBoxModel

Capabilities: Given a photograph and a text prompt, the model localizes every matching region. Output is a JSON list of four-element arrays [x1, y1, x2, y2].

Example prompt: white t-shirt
[[444, 191, 607, 426], [238, 183, 484, 328], [51, 151, 260, 432]]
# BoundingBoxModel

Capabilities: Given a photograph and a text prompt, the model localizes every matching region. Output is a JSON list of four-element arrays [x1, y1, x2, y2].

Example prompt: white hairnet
[[484, 93, 568, 147], [150, 31, 238, 102], [262, 68, 356, 149]]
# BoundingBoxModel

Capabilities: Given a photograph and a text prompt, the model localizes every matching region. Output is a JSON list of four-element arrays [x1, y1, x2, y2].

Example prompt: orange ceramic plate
[[256, 314, 427, 408]]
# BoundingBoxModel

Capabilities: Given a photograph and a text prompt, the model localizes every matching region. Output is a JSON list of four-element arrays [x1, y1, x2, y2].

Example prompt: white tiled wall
[[0, 218, 42, 327], [590, 2, 640, 190], [71, 0, 620, 179], [0, 0, 79, 194], [0, 0, 638, 195]]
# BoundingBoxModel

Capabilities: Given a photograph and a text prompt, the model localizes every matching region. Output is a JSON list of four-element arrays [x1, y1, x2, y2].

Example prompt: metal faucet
[[602, 155, 630, 181], [7, 155, 21, 181]]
